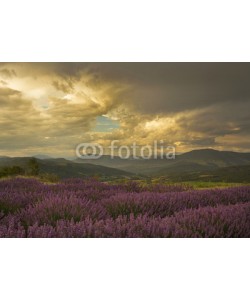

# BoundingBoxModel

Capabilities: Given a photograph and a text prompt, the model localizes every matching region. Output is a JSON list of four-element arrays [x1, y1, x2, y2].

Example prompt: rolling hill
[[75, 149, 250, 176], [1, 149, 250, 182], [154, 149, 250, 175], [0, 157, 133, 179], [163, 165, 250, 183]]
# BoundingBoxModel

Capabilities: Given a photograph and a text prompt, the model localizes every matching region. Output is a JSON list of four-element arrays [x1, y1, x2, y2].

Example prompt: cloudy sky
[[0, 62, 250, 157]]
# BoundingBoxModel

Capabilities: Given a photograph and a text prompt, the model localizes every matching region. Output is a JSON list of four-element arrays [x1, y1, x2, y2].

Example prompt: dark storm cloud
[[1, 62, 250, 154], [6, 62, 250, 113], [37, 62, 250, 114], [81, 63, 250, 113]]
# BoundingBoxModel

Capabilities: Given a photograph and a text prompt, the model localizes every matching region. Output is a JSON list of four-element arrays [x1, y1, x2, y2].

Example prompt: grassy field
[[1, 175, 249, 190], [112, 178, 249, 190], [181, 181, 250, 189]]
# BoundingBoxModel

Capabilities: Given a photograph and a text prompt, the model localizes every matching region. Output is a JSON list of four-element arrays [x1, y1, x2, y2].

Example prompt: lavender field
[[0, 177, 250, 238]]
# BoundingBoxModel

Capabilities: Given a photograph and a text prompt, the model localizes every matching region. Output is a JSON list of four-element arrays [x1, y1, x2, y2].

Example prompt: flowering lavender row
[[102, 187, 250, 218], [0, 178, 192, 216], [1, 203, 249, 238], [0, 178, 250, 237]]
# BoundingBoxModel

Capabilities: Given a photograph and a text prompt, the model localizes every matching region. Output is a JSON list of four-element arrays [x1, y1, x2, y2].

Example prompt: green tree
[[27, 158, 40, 176], [0, 165, 25, 178]]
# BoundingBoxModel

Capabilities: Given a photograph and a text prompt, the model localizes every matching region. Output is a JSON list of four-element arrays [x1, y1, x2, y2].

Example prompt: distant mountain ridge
[[33, 154, 54, 160], [155, 149, 250, 175], [74, 149, 250, 175], [1, 149, 250, 181]]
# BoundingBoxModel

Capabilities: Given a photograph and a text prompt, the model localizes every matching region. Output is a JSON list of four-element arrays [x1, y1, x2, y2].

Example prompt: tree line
[[0, 158, 40, 178]]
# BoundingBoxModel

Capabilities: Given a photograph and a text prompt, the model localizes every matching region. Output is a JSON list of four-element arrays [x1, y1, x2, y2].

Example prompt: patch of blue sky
[[94, 116, 120, 132]]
